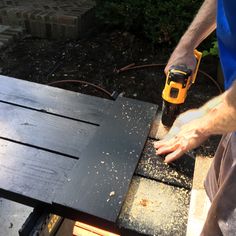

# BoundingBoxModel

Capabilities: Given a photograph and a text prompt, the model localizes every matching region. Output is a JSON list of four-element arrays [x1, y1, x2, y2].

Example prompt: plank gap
[[134, 173, 191, 190], [0, 100, 100, 127], [0, 136, 79, 160]]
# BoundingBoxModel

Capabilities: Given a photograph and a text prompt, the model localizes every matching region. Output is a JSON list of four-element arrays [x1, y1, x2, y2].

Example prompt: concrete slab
[[0, 0, 96, 39], [0, 198, 32, 236], [186, 156, 213, 236], [192, 156, 212, 190], [186, 189, 211, 236]]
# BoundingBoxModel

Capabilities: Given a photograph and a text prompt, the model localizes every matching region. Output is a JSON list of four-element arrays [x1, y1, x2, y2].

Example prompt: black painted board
[[0, 139, 77, 205], [0, 75, 113, 124], [0, 102, 97, 158], [54, 97, 158, 223], [136, 139, 195, 189]]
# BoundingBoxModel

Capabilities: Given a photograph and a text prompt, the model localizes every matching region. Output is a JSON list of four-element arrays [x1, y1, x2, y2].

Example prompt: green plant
[[202, 41, 219, 57], [95, 0, 203, 45]]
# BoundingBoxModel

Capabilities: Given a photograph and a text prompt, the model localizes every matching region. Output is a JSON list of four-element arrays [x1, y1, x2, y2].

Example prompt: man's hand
[[164, 48, 197, 75], [154, 109, 209, 163]]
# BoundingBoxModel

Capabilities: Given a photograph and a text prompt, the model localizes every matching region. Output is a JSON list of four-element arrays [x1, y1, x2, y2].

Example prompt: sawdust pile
[[118, 176, 190, 236]]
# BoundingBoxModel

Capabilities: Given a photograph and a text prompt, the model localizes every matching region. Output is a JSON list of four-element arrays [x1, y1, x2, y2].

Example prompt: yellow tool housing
[[162, 49, 202, 105]]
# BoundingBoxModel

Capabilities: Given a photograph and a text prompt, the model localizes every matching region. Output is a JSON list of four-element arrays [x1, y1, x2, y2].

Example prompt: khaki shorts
[[201, 133, 236, 235]]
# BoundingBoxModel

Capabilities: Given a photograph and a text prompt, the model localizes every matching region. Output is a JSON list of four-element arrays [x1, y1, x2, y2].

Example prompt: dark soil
[[0, 30, 221, 156]]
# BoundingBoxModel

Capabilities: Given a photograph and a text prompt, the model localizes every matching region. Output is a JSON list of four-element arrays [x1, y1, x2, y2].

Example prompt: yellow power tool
[[161, 49, 202, 127]]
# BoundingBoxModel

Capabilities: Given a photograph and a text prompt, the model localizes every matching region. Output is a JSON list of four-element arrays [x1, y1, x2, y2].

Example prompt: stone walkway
[[0, 0, 96, 39]]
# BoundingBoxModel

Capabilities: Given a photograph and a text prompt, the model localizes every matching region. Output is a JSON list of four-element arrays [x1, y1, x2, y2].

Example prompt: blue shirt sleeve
[[217, 0, 236, 89]]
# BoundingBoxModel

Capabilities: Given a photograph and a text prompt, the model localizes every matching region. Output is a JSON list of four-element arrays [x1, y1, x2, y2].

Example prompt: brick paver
[[0, 24, 24, 50], [0, 0, 96, 39]]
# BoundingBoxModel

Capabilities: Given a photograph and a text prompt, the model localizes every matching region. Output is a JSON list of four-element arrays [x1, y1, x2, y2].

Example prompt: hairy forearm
[[177, 0, 217, 51], [198, 81, 236, 135]]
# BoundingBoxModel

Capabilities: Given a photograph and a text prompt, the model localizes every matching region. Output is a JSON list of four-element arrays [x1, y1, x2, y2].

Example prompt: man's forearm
[[177, 0, 217, 51], [165, 0, 217, 73], [199, 81, 236, 135]]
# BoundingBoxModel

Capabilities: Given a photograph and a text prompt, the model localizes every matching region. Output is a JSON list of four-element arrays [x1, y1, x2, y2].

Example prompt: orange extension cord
[[116, 63, 223, 94], [48, 63, 223, 99]]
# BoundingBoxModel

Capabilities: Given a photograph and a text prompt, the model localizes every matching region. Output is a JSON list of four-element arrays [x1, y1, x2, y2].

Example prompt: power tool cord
[[47, 63, 223, 100], [116, 63, 223, 94], [198, 69, 223, 93], [47, 80, 114, 99]]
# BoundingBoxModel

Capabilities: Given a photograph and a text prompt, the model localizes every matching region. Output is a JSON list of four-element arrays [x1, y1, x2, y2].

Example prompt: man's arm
[[154, 0, 219, 163], [154, 81, 236, 163], [165, 0, 217, 74], [201, 81, 236, 135]]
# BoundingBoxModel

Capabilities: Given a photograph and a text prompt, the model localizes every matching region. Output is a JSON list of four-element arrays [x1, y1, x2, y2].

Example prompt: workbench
[[0, 75, 194, 235]]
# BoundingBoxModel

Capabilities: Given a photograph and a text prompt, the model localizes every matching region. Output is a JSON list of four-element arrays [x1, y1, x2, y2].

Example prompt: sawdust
[[109, 191, 115, 197], [136, 139, 194, 189], [149, 111, 169, 140], [139, 198, 149, 207], [118, 176, 190, 235]]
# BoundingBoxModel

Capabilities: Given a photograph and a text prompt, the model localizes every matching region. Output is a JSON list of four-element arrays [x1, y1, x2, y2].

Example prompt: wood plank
[[136, 139, 195, 189], [0, 139, 77, 205], [118, 176, 190, 236], [54, 97, 158, 223], [0, 75, 113, 124], [0, 102, 98, 158]]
